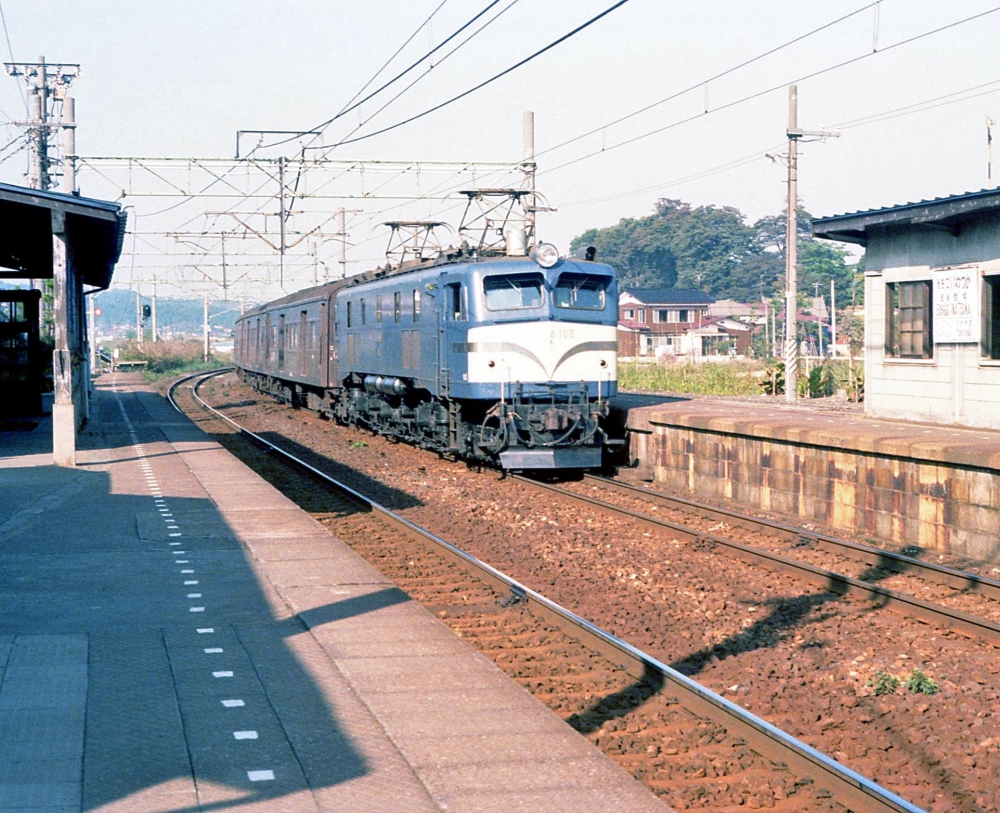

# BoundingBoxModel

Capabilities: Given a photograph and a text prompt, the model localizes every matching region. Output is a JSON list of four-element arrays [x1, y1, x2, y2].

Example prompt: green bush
[[867, 671, 900, 696], [902, 668, 938, 695]]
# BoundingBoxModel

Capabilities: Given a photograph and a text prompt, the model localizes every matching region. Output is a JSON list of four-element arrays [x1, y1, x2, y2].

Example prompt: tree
[[570, 198, 861, 304]]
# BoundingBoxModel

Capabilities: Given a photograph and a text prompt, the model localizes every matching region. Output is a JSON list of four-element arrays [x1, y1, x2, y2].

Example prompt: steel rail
[[172, 370, 923, 813], [516, 476, 1000, 648], [585, 474, 1000, 602]]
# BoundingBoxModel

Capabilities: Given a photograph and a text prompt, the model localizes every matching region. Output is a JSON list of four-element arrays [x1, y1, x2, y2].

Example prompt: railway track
[[169, 370, 922, 813], [520, 474, 1000, 647]]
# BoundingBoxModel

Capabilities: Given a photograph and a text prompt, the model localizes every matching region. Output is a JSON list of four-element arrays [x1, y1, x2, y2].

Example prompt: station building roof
[[812, 186, 1000, 247], [0, 182, 126, 290]]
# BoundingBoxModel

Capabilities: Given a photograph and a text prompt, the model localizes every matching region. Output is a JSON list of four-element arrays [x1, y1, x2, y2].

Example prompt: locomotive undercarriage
[[236, 369, 609, 469]]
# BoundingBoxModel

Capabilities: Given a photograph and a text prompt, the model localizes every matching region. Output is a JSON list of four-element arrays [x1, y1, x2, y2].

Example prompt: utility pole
[[203, 296, 210, 363], [830, 279, 837, 357], [135, 288, 143, 346], [523, 110, 536, 248], [335, 208, 360, 279], [6, 57, 81, 339], [784, 85, 839, 402], [988, 116, 995, 182], [4, 57, 80, 191], [151, 275, 158, 343]]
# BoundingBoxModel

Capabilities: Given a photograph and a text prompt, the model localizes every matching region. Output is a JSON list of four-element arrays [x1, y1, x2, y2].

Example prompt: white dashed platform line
[[113, 384, 278, 797]]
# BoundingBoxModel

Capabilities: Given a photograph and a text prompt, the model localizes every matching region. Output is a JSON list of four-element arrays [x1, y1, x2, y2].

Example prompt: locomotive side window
[[394, 291, 401, 323], [360, 298, 366, 326], [413, 288, 421, 322], [446, 282, 467, 321], [346, 301, 352, 328], [376, 294, 383, 324], [483, 273, 544, 311], [554, 273, 607, 310]]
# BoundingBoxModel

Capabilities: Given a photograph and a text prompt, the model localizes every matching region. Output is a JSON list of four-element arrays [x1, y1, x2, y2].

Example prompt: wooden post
[[51, 208, 76, 466]]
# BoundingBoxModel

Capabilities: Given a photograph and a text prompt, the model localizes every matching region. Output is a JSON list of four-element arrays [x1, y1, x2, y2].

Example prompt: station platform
[[614, 392, 1000, 562], [0, 374, 668, 813]]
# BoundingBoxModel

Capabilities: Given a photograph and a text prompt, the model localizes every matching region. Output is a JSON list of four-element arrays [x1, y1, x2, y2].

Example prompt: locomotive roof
[[239, 250, 614, 319]]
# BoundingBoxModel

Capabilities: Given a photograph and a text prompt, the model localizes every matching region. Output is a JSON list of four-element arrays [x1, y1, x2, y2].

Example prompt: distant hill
[[93, 289, 259, 336]]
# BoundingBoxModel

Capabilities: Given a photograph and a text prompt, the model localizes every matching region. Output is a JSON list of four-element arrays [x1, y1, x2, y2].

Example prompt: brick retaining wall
[[621, 399, 1000, 563]]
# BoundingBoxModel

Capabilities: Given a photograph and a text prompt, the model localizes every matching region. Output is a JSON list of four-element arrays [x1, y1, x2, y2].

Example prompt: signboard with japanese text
[[933, 265, 980, 343]]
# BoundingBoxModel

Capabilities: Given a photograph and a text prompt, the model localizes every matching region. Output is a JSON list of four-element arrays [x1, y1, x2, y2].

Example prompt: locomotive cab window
[[483, 273, 544, 311], [553, 273, 607, 310]]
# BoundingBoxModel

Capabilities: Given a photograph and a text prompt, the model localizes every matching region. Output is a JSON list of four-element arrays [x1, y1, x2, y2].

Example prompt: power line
[[557, 77, 1000, 211], [536, 0, 884, 161], [322, 0, 522, 157], [540, 5, 1000, 177], [833, 78, 1000, 129], [0, 0, 25, 116], [329, 0, 634, 148], [337, 0, 451, 116], [263, 0, 504, 151]]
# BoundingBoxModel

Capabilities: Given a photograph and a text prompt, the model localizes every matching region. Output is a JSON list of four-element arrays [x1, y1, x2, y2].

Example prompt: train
[[233, 240, 621, 470]]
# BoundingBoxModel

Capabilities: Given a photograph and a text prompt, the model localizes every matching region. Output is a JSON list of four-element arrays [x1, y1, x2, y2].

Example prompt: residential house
[[618, 288, 717, 358]]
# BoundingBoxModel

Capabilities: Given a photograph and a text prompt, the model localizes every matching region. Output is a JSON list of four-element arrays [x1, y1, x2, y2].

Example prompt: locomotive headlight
[[532, 242, 560, 269]]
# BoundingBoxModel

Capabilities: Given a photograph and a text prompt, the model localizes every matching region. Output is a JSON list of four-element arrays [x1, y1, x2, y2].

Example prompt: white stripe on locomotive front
[[465, 322, 616, 384]]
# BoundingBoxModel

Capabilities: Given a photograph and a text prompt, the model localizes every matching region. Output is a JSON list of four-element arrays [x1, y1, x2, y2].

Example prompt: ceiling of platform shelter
[[0, 183, 126, 290]]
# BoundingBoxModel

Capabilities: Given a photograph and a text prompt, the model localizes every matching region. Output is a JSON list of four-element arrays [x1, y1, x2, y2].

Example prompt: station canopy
[[0, 182, 126, 290]]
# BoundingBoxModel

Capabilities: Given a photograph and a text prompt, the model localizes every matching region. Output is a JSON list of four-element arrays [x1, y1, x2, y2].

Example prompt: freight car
[[233, 241, 620, 469]]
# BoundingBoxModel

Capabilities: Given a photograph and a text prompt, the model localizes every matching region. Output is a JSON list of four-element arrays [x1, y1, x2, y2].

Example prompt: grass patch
[[618, 361, 763, 396], [113, 339, 231, 380]]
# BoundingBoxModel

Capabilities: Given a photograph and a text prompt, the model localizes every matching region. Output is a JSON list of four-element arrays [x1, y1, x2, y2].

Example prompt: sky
[[2, 0, 1000, 301]]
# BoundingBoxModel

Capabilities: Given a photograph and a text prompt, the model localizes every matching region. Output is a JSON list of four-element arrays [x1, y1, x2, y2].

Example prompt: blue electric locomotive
[[234, 242, 619, 469]]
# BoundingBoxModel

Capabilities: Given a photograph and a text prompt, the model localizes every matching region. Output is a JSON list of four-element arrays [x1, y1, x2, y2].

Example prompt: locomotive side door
[[436, 275, 469, 399]]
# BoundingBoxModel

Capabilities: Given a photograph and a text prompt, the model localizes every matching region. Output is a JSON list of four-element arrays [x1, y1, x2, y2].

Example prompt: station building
[[813, 188, 1000, 430]]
